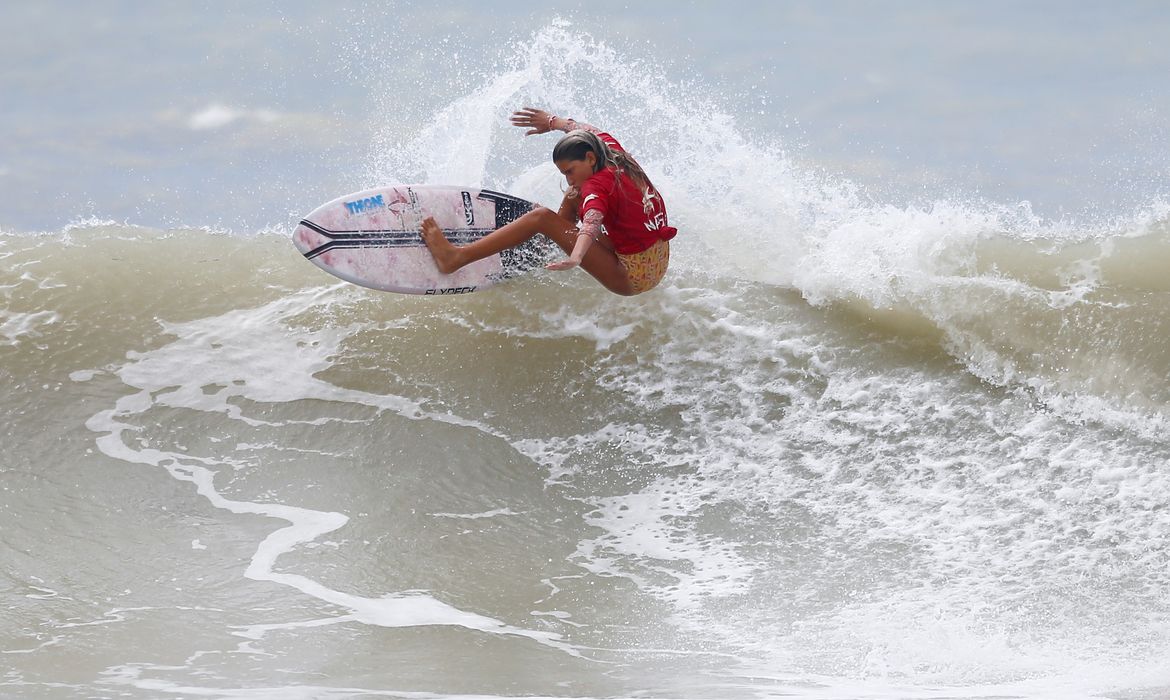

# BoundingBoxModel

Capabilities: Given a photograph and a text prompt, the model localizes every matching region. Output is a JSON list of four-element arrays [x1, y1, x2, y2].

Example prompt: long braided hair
[[552, 130, 658, 213]]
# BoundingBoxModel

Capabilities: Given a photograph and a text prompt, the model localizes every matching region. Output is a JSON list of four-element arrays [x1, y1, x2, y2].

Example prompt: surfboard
[[292, 185, 555, 295]]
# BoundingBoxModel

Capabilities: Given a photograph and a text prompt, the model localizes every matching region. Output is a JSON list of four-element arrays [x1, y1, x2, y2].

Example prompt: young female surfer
[[419, 107, 676, 296]]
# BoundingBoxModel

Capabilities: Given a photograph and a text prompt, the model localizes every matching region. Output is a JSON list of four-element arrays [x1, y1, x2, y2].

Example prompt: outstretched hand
[[511, 107, 554, 136]]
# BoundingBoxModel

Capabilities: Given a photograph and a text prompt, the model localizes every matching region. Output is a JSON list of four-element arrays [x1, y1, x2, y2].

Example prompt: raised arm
[[510, 107, 601, 136]]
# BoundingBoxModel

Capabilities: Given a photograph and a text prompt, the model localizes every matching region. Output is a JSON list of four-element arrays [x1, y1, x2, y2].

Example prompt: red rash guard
[[578, 133, 677, 255]]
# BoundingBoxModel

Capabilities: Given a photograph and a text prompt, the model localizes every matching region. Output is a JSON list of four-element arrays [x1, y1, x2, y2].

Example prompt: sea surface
[[3, 3, 1170, 699]]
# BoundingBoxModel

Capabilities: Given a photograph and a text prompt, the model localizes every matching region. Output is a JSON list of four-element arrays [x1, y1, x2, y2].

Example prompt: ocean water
[[4, 4, 1170, 699]]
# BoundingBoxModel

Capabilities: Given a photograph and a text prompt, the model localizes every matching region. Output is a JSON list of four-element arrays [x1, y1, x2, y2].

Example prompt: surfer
[[419, 107, 677, 296]]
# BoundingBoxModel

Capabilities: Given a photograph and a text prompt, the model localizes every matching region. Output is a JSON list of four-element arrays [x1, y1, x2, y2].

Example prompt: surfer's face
[[555, 152, 598, 188]]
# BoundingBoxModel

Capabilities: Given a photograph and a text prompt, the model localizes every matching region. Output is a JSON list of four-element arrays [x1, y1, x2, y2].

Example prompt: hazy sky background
[[1, 0, 1167, 232]]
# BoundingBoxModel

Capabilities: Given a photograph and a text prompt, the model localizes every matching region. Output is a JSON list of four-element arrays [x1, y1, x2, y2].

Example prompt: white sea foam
[[0, 309, 58, 346], [502, 266, 1170, 690], [576, 475, 760, 608], [430, 508, 521, 520]]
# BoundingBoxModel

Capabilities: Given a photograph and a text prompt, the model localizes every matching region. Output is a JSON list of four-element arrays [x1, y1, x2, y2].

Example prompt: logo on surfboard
[[461, 191, 474, 226], [344, 194, 386, 215], [425, 286, 477, 295]]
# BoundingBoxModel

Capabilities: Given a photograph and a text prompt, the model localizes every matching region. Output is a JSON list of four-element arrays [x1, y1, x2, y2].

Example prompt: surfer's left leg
[[420, 208, 635, 295], [420, 210, 563, 272]]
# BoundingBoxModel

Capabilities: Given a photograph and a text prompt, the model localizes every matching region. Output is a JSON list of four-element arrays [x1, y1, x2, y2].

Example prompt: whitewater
[[4, 12, 1170, 700]]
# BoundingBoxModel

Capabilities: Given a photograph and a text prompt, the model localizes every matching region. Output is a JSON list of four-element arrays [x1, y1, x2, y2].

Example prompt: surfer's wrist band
[[548, 115, 557, 130]]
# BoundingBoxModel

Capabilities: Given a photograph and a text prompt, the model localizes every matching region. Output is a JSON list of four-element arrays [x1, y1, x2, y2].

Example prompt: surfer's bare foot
[[419, 217, 463, 273]]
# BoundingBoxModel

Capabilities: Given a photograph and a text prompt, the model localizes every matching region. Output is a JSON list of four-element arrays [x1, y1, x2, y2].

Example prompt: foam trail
[[84, 286, 573, 654]]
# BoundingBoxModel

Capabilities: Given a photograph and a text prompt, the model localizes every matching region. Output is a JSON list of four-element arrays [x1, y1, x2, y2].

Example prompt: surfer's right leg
[[420, 208, 635, 295]]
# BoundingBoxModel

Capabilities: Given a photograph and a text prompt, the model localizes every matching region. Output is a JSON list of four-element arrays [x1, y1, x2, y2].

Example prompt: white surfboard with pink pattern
[[292, 185, 554, 295]]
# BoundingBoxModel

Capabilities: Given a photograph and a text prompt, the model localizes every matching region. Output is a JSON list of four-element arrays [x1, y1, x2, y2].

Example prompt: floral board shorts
[[617, 239, 670, 294]]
